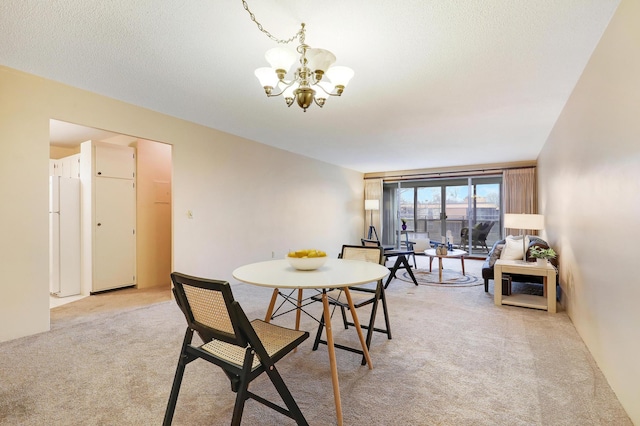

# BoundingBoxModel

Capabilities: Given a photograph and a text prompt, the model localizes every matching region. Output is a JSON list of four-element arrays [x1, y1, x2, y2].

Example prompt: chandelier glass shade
[[254, 38, 354, 111]]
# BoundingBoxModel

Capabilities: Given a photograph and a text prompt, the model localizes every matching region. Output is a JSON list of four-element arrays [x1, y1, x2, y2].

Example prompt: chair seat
[[202, 320, 307, 371], [313, 286, 377, 308]]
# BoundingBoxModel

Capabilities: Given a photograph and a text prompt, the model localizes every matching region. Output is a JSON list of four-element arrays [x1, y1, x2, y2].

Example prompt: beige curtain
[[503, 167, 539, 235], [364, 178, 383, 239]]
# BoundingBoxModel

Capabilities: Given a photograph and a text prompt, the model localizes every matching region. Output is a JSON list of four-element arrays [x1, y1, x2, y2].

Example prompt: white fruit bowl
[[286, 255, 328, 271]]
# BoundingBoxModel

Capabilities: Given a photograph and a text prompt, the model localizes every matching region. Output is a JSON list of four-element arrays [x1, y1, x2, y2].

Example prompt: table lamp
[[365, 199, 379, 240], [503, 213, 544, 260]]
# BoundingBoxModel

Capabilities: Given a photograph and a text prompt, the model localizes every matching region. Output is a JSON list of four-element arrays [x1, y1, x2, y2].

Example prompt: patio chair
[[164, 272, 309, 426], [460, 221, 495, 252], [311, 245, 391, 365]]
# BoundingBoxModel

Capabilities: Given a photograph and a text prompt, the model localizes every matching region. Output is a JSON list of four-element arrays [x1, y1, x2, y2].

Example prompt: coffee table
[[423, 248, 468, 283]]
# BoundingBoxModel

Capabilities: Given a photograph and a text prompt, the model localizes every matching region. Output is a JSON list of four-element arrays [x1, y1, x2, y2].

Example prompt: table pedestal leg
[[438, 257, 443, 282], [461, 256, 466, 276], [321, 292, 343, 426], [264, 288, 279, 323]]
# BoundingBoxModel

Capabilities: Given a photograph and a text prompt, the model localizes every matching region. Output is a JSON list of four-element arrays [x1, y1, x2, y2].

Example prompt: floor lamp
[[365, 199, 379, 240], [503, 213, 545, 259]]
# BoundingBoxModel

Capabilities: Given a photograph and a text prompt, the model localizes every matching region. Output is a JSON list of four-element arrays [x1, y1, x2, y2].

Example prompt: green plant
[[401, 218, 407, 225], [529, 246, 557, 260]]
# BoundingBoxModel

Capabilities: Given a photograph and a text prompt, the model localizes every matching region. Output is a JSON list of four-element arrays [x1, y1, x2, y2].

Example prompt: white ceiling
[[1, 0, 620, 173]]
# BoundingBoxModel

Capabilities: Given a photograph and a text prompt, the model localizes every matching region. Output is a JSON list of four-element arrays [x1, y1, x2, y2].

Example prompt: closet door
[[94, 143, 135, 179], [93, 177, 136, 292]]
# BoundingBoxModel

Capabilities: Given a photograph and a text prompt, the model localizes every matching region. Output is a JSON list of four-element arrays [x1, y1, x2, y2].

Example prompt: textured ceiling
[[0, 0, 620, 173]]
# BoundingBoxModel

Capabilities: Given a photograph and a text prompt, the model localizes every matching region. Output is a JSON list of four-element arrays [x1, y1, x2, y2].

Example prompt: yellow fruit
[[287, 249, 327, 258]]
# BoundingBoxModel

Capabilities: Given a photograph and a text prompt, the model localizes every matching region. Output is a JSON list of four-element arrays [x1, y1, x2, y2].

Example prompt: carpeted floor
[[0, 258, 632, 425]]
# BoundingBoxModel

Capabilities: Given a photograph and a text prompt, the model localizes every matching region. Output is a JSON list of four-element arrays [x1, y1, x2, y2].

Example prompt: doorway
[[49, 120, 173, 308]]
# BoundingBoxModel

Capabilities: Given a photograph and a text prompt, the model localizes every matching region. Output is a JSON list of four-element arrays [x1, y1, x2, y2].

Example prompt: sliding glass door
[[382, 175, 502, 256]]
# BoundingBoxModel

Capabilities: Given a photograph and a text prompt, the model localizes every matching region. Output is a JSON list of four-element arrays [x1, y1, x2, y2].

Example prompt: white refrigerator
[[49, 176, 81, 297]]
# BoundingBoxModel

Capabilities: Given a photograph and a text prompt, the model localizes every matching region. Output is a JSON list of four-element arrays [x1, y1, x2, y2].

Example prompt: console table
[[494, 259, 557, 313]]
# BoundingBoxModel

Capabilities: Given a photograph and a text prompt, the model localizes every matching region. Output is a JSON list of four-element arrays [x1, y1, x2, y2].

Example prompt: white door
[[49, 211, 60, 294], [58, 177, 81, 296], [49, 159, 63, 176], [94, 143, 135, 179], [62, 154, 81, 178], [93, 177, 136, 292]]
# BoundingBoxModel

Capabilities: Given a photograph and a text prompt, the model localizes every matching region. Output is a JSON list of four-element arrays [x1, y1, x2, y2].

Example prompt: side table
[[494, 259, 557, 313]]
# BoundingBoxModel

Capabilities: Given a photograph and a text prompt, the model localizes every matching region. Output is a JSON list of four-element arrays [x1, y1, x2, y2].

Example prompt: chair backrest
[[400, 231, 415, 251], [342, 244, 385, 265], [171, 272, 248, 347], [477, 221, 495, 239], [361, 238, 381, 248]]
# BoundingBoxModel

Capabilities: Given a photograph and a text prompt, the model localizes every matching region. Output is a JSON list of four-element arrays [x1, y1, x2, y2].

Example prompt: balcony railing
[[394, 218, 501, 255]]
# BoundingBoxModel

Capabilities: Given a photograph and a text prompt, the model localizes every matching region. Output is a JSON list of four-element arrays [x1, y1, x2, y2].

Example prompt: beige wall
[[537, 0, 639, 422], [0, 66, 364, 342]]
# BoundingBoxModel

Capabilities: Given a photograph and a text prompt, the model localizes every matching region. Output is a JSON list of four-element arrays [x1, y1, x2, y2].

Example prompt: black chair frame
[[164, 272, 309, 426], [311, 245, 391, 365], [361, 238, 418, 288]]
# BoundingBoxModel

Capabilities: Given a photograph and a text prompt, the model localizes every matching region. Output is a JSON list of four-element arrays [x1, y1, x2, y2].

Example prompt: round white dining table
[[232, 258, 389, 426], [232, 258, 389, 289]]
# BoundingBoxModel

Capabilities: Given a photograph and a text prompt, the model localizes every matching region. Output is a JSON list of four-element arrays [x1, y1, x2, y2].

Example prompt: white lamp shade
[[265, 47, 297, 72], [504, 213, 544, 230], [326, 66, 354, 87], [254, 67, 279, 88], [365, 199, 379, 211], [306, 48, 336, 73]]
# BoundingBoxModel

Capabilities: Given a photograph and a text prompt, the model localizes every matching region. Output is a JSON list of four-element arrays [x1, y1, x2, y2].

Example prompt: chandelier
[[243, 2, 354, 112]]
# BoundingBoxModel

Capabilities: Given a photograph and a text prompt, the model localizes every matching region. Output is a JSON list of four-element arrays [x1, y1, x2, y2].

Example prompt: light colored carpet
[[0, 258, 632, 425]]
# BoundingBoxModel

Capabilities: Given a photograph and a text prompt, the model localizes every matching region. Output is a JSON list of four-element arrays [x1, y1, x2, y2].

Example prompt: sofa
[[481, 236, 559, 292]]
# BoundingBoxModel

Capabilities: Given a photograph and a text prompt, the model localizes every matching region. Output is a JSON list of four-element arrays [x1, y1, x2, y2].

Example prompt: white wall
[[537, 0, 639, 422], [0, 66, 364, 342]]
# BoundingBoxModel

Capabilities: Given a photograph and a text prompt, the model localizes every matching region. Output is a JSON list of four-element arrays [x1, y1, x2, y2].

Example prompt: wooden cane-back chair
[[164, 272, 309, 426], [311, 245, 391, 365]]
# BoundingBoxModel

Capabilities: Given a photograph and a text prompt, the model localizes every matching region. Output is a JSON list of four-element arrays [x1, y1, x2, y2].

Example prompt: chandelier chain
[[241, 0, 304, 45]]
